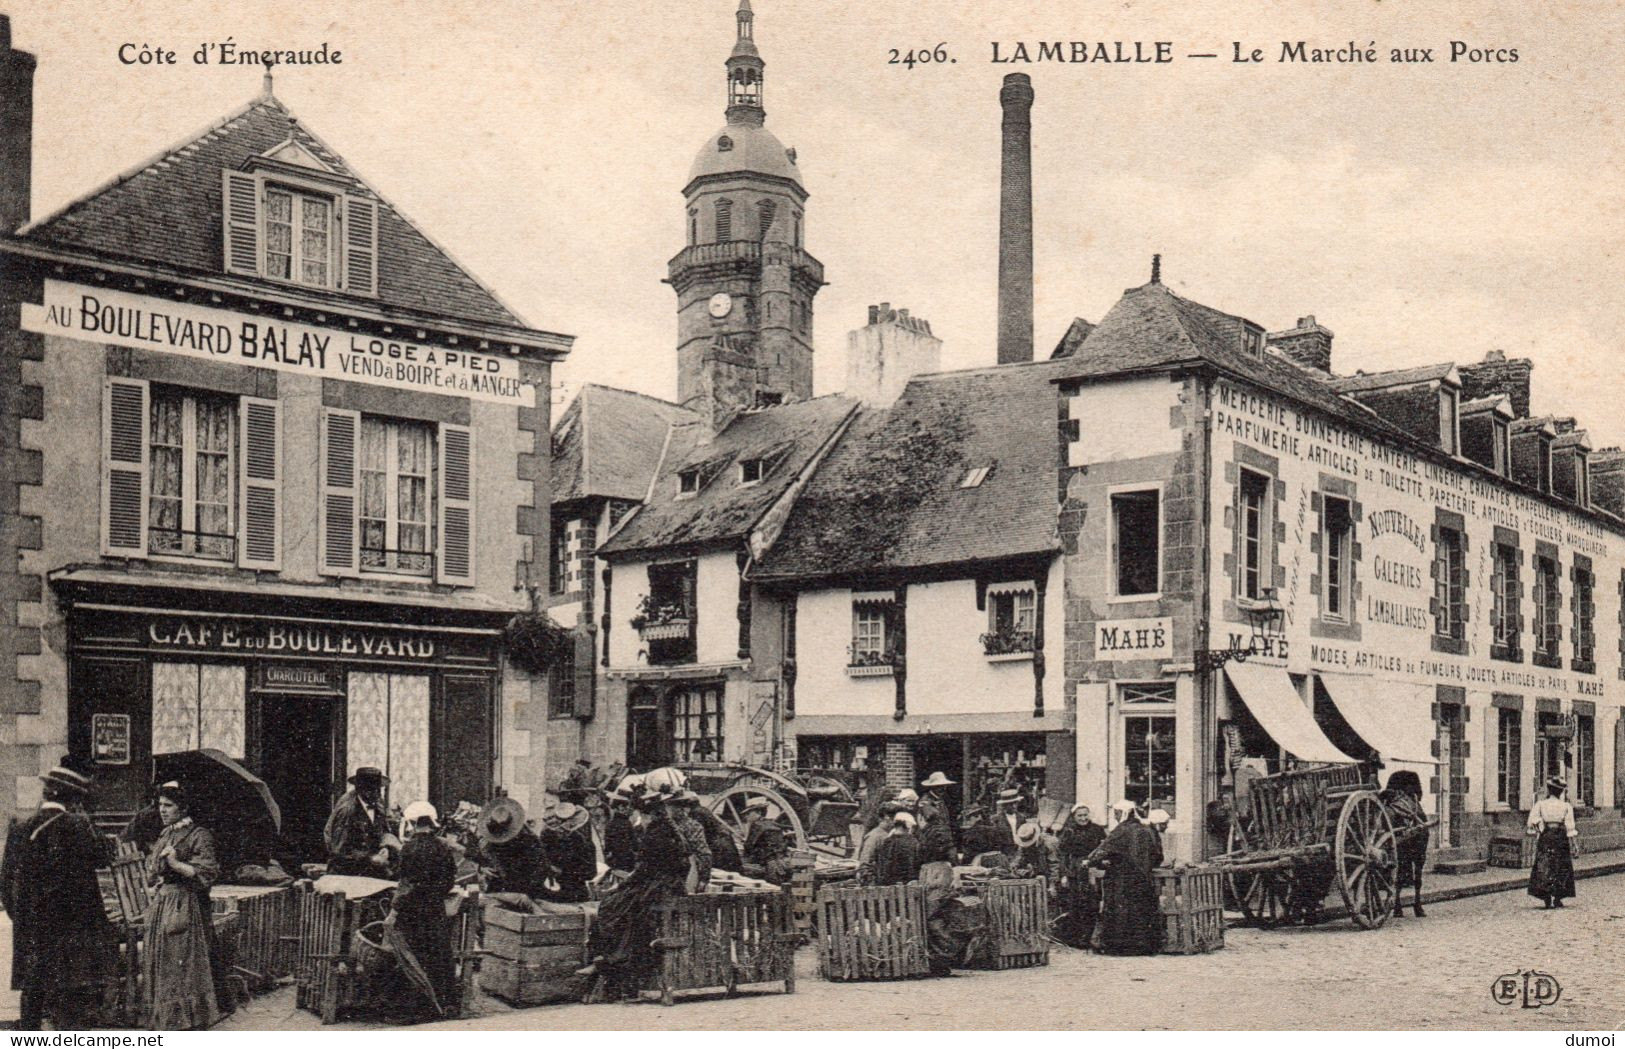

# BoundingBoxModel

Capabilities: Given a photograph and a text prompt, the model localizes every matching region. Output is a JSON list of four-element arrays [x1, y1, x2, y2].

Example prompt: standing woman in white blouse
[[1526, 776, 1578, 909]]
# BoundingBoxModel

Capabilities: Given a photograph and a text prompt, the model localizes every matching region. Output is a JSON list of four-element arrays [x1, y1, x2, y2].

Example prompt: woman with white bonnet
[[386, 801, 458, 1019]]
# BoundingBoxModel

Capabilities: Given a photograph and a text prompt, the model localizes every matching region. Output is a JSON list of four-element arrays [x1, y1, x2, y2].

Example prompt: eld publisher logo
[[1491, 970, 1562, 1009]]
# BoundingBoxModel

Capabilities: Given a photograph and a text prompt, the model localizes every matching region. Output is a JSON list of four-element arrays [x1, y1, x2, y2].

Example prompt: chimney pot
[[1151, 254, 1161, 284], [847, 304, 942, 408], [868, 305, 879, 325]]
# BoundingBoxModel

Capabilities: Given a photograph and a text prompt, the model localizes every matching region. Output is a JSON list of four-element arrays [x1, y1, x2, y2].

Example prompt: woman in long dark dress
[[1055, 804, 1105, 949], [1086, 802, 1164, 955], [142, 783, 221, 1030], [579, 794, 690, 999], [386, 801, 459, 1020], [1526, 777, 1578, 909]]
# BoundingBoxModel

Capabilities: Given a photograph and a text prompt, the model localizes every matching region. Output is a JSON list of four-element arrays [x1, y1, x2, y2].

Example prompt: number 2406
[[889, 44, 953, 68]]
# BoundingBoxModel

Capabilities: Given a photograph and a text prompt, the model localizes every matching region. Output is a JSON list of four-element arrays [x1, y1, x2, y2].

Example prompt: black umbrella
[[152, 748, 282, 855]]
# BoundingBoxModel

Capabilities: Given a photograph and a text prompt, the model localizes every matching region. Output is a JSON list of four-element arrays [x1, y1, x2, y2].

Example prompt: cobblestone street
[[216, 872, 1625, 1031]]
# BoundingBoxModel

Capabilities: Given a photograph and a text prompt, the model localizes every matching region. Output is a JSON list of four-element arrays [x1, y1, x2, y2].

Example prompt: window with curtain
[[1576, 714, 1594, 807], [1573, 565, 1595, 669], [1321, 496, 1353, 622], [850, 602, 890, 664], [360, 415, 435, 575], [1497, 708, 1521, 809], [1491, 544, 1521, 658], [264, 185, 335, 288], [149, 387, 236, 560], [1433, 526, 1465, 640], [669, 685, 723, 762], [1238, 470, 1271, 599], [150, 663, 245, 757], [1532, 555, 1561, 664], [347, 672, 430, 809]]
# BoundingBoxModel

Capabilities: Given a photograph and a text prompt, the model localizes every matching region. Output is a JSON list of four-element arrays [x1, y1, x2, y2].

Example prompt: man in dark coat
[[1, 764, 115, 1030], [740, 797, 791, 884], [478, 797, 549, 900], [960, 805, 1014, 862], [325, 763, 398, 876], [324, 767, 397, 877], [872, 812, 923, 886], [602, 793, 640, 875], [1087, 802, 1164, 955]]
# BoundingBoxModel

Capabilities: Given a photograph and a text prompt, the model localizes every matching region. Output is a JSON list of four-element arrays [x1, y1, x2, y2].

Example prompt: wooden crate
[[479, 902, 593, 1006], [1155, 865, 1225, 955], [979, 877, 1049, 970], [649, 886, 796, 1005], [817, 882, 930, 982], [1487, 834, 1535, 869], [789, 865, 817, 936], [216, 887, 299, 991]]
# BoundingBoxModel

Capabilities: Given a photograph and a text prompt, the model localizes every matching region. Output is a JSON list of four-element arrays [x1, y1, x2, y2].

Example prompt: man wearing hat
[[479, 797, 548, 900], [325, 767, 398, 877], [740, 796, 791, 885], [1, 762, 115, 1029], [602, 783, 641, 876], [539, 802, 598, 902], [1013, 820, 1058, 882]]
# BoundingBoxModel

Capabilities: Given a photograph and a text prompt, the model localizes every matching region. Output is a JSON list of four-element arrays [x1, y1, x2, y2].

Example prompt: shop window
[[548, 647, 576, 718], [1438, 387, 1459, 454], [715, 199, 733, 242], [983, 587, 1035, 655], [1491, 544, 1522, 660], [1573, 562, 1596, 672], [359, 416, 435, 576], [966, 734, 1046, 818], [669, 685, 723, 762], [1238, 469, 1272, 600], [1112, 489, 1160, 597], [1433, 526, 1466, 642], [347, 672, 429, 810], [849, 599, 894, 669], [151, 663, 245, 758], [148, 386, 236, 561], [1497, 708, 1522, 809], [1321, 496, 1353, 622], [1576, 714, 1595, 808], [1121, 682, 1176, 816], [1532, 555, 1562, 666]]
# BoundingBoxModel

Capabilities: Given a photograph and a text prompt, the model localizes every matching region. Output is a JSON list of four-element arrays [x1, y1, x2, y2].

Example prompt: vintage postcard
[[0, 0, 1621, 1034]]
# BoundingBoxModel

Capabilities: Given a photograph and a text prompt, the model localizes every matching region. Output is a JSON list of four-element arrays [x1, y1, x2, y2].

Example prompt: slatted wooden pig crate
[[817, 882, 930, 981], [479, 902, 594, 1006], [1155, 865, 1225, 955], [649, 886, 796, 1004], [978, 877, 1049, 970]]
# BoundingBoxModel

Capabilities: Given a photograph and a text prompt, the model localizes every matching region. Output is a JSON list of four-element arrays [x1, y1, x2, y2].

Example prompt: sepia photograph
[[0, 0, 1621, 1035]]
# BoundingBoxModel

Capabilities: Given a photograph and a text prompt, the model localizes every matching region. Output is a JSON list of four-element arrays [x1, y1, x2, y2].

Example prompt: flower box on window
[[846, 646, 897, 677], [631, 595, 692, 639], [980, 628, 1035, 659], [640, 619, 694, 641]]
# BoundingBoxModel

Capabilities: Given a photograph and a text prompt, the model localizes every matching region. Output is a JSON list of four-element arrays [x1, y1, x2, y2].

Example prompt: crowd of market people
[[0, 756, 1586, 1029]]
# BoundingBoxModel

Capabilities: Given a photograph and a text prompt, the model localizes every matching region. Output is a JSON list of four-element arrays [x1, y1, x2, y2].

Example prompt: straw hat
[[479, 797, 528, 844], [348, 766, 388, 786], [40, 765, 92, 797], [1014, 821, 1041, 848], [892, 811, 917, 830], [919, 772, 956, 789], [894, 788, 920, 806], [1546, 777, 1567, 795], [550, 802, 590, 832], [995, 788, 1022, 807]]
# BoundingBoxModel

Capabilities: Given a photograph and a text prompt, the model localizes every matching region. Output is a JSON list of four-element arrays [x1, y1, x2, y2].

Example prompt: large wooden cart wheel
[[1334, 790, 1398, 929], [709, 783, 808, 851], [1225, 817, 1295, 928]]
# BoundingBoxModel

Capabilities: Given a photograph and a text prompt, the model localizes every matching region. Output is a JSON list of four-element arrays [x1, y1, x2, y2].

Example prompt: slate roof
[[1048, 317, 1095, 359], [754, 360, 1069, 582], [1461, 394, 1512, 416], [19, 92, 524, 329], [1329, 363, 1458, 394], [596, 395, 858, 557], [552, 385, 698, 504]]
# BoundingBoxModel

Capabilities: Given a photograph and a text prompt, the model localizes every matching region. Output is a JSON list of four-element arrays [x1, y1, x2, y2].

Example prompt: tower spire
[[725, 0, 765, 126]]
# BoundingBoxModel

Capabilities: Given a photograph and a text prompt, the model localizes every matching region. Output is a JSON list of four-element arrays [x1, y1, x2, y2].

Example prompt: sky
[[14, 0, 1625, 442]]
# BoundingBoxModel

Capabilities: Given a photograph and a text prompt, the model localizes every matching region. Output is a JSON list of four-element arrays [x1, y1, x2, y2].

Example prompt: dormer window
[[1492, 417, 1510, 476], [1243, 326, 1264, 358], [677, 468, 700, 497], [1538, 439, 1552, 494], [717, 135, 734, 152], [960, 466, 992, 489], [739, 458, 764, 486], [1576, 451, 1591, 506], [1438, 387, 1459, 454], [221, 163, 377, 296]]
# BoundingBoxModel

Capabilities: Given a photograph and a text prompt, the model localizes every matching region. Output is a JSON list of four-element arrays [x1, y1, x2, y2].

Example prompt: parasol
[[152, 748, 281, 856], [379, 913, 444, 1017]]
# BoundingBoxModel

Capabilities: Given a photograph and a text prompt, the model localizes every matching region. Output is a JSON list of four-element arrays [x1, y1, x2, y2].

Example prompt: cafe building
[[0, 23, 572, 853]]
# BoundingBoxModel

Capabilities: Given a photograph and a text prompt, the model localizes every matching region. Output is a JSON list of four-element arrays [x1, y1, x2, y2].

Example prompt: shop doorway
[[256, 694, 342, 863], [626, 686, 666, 770]]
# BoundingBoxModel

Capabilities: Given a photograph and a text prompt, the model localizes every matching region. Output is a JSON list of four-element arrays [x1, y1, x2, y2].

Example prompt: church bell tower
[[670, 0, 824, 432]]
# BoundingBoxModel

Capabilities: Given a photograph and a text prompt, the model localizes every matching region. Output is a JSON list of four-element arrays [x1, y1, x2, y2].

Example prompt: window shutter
[[342, 195, 379, 297], [436, 423, 475, 585], [237, 397, 281, 570], [318, 408, 361, 577], [101, 378, 149, 557], [221, 171, 260, 276]]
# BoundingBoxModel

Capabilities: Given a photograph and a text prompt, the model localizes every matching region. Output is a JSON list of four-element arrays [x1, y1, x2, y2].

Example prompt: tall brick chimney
[[1267, 316, 1335, 374], [1457, 349, 1533, 419], [1591, 447, 1625, 517], [0, 16, 34, 234], [846, 303, 942, 408], [996, 73, 1034, 365]]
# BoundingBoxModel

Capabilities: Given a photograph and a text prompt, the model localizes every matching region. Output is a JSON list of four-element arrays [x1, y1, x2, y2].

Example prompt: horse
[[1380, 770, 1429, 918]]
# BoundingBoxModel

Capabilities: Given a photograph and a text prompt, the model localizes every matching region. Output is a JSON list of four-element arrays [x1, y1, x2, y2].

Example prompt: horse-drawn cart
[[1214, 763, 1432, 930], [669, 763, 861, 858]]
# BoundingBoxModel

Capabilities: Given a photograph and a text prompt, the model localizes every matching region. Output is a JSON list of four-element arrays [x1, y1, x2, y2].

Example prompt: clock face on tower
[[708, 292, 733, 319]]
